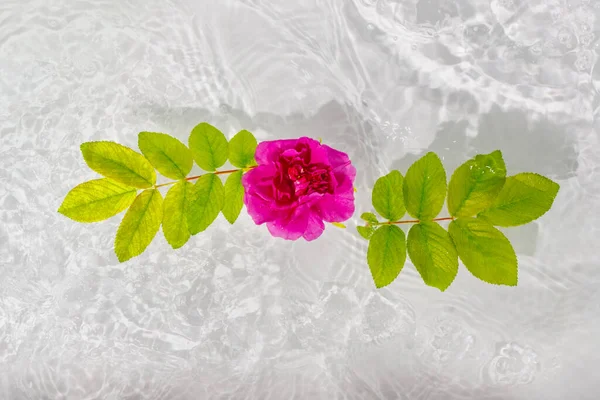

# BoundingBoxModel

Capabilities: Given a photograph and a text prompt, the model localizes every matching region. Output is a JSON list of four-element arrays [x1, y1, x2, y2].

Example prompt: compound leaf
[[138, 132, 193, 179], [407, 222, 458, 291], [372, 170, 405, 221], [187, 174, 225, 234], [448, 217, 517, 286], [58, 178, 137, 223], [222, 170, 245, 224], [162, 181, 193, 249], [447, 150, 506, 218], [115, 189, 163, 262], [367, 225, 406, 288], [403, 152, 447, 220], [188, 123, 228, 171], [478, 173, 560, 226], [81, 141, 156, 188], [228, 130, 258, 168]]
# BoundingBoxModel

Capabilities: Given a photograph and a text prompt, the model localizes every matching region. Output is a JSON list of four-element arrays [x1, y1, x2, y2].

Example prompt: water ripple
[[1, 0, 598, 398]]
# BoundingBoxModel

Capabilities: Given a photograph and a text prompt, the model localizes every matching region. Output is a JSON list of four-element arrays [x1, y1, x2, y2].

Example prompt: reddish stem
[[154, 166, 255, 189], [379, 216, 455, 225]]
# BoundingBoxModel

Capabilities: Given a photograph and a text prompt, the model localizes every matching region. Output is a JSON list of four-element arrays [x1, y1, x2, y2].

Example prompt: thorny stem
[[154, 166, 256, 189], [371, 216, 455, 226]]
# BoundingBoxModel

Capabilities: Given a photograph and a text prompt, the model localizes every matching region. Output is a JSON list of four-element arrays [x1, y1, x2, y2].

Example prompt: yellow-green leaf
[[357, 225, 376, 240], [162, 181, 192, 249], [188, 123, 229, 171], [187, 174, 225, 234], [360, 212, 379, 225], [367, 225, 406, 288], [403, 152, 447, 220], [228, 130, 258, 168], [58, 178, 137, 223], [448, 217, 517, 286], [80, 141, 156, 188], [447, 150, 506, 218], [115, 189, 163, 262], [221, 170, 244, 224], [407, 222, 458, 291], [372, 170, 406, 221], [478, 173, 560, 227], [138, 132, 193, 179]]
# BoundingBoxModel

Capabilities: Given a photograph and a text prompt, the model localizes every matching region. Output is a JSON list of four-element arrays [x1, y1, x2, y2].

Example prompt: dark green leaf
[[478, 173, 560, 227], [222, 170, 245, 224], [162, 181, 192, 249], [372, 170, 406, 221], [80, 141, 156, 188], [138, 132, 193, 179], [228, 130, 258, 168], [403, 152, 447, 220], [186, 174, 225, 234], [58, 178, 137, 223], [367, 225, 406, 288], [447, 150, 506, 217], [188, 123, 229, 171], [407, 222, 458, 291], [115, 189, 163, 262], [448, 217, 517, 286]]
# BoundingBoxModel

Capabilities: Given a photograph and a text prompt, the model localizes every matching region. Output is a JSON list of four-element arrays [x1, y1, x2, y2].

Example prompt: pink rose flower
[[242, 137, 356, 241]]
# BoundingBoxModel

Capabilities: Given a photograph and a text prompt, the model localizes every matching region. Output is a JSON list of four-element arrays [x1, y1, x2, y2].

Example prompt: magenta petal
[[255, 139, 298, 165], [266, 206, 310, 241], [322, 145, 356, 193], [242, 165, 281, 224], [317, 193, 355, 222], [303, 212, 325, 241], [244, 137, 356, 241], [244, 192, 277, 225], [242, 165, 277, 197], [323, 145, 352, 170]]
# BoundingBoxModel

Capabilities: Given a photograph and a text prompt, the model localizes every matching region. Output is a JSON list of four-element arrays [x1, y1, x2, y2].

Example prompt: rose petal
[[300, 137, 329, 165], [266, 206, 310, 240], [323, 145, 352, 171], [247, 137, 356, 240], [303, 211, 325, 241], [316, 193, 355, 222], [323, 145, 356, 193], [255, 139, 298, 165]]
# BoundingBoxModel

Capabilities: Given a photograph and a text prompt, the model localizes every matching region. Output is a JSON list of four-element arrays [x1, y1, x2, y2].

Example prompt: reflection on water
[[1, 0, 599, 398]]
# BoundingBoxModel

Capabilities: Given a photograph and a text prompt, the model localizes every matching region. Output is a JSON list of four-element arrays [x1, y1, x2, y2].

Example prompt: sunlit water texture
[[1, 0, 600, 399]]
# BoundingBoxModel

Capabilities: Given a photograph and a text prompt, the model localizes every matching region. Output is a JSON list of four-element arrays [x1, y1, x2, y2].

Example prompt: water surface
[[1, 0, 599, 399]]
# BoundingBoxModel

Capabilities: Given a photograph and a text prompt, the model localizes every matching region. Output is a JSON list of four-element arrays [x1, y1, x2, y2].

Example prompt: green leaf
[[221, 170, 245, 224], [478, 173, 560, 227], [357, 225, 376, 240], [138, 132, 193, 180], [367, 225, 407, 288], [115, 189, 163, 262], [228, 130, 258, 168], [407, 222, 458, 291], [447, 150, 506, 217], [448, 217, 517, 286], [187, 174, 225, 234], [372, 170, 406, 221], [58, 178, 137, 223], [80, 141, 156, 188], [162, 181, 192, 249], [403, 152, 447, 220], [188, 123, 229, 171], [360, 212, 379, 225]]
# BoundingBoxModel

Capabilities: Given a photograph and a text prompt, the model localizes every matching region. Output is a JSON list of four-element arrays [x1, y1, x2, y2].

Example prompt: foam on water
[[1, 0, 599, 398]]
